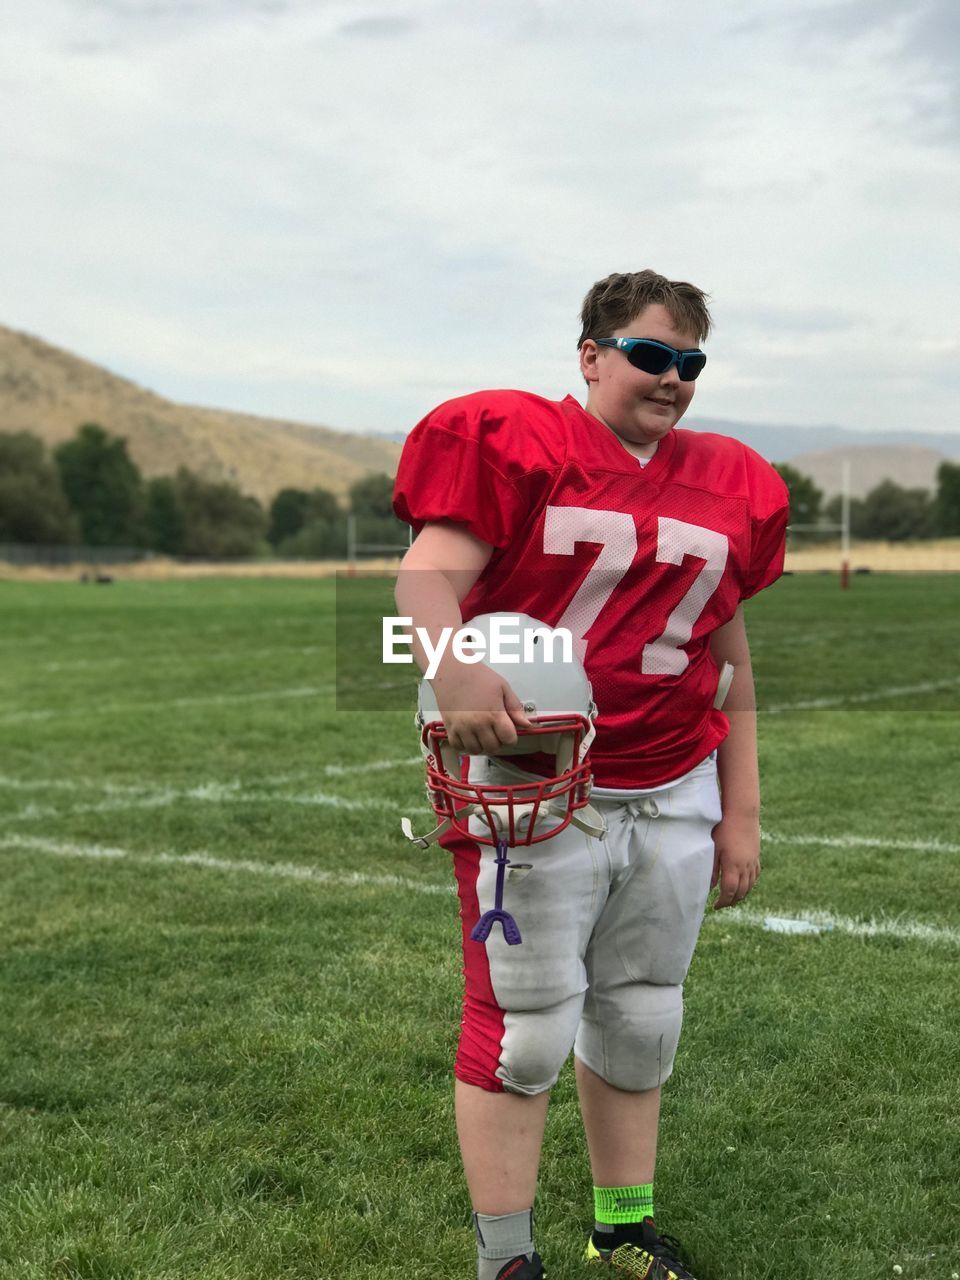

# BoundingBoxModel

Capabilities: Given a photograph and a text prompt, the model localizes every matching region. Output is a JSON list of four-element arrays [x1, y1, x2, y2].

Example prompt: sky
[[1, 0, 958, 438]]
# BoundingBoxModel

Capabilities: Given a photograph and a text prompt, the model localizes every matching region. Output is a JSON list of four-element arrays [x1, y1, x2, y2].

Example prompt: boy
[[393, 270, 789, 1279]]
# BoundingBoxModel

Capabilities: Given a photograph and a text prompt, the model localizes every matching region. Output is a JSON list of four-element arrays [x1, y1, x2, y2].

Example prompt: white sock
[[473, 1209, 535, 1280]]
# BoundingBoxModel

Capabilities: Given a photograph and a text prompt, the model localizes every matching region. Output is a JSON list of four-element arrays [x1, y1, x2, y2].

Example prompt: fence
[[0, 543, 151, 567]]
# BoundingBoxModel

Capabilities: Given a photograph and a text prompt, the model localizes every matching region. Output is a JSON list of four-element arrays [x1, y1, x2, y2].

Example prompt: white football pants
[[451, 753, 720, 1095]]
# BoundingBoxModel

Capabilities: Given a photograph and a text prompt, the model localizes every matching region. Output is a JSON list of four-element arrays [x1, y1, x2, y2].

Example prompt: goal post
[[346, 513, 413, 575], [787, 459, 852, 587]]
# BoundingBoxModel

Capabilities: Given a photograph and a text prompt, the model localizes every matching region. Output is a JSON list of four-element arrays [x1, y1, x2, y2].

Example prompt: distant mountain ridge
[[376, 414, 960, 462], [376, 414, 959, 499], [782, 445, 951, 500], [1, 324, 956, 504], [0, 325, 400, 503], [688, 416, 960, 471], [687, 418, 958, 498]]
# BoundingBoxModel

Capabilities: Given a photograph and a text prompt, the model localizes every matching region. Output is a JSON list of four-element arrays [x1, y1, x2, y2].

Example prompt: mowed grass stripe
[[5, 833, 960, 948]]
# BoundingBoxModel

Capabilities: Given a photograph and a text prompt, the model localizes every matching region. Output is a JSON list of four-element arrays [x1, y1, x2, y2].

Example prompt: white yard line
[[321, 757, 421, 777], [765, 675, 960, 713], [34, 645, 326, 673], [3, 833, 958, 946], [2, 772, 956, 858], [0, 835, 451, 897], [0, 759, 424, 821], [0, 686, 334, 726], [763, 831, 960, 855], [8, 789, 394, 822], [7, 674, 956, 725], [0, 758, 420, 798], [3, 756, 958, 859], [724, 905, 960, 947], [0, 774, 157, 795]]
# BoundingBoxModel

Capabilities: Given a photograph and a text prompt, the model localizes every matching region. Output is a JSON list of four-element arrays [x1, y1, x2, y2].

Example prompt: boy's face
[[580, 303, 700, 452]]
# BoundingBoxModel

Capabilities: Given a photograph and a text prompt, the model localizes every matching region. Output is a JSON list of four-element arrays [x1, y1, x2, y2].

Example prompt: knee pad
[[456, 991, 584, 1095], [574, 983, 683, 1092]]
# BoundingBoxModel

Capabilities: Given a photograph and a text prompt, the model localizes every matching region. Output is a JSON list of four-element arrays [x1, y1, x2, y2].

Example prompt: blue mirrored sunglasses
[[596, 337, 707, 382]]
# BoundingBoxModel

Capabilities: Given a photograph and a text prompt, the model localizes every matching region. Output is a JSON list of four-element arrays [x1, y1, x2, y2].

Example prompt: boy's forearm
[[710, 606, 760, 817], [394, 565, 465, 676], [394, 525, 494, 677], [716, 674, 760, 817]]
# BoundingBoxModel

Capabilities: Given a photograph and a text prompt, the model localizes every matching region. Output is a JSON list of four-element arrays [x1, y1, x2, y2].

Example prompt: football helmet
[[402, 613, 605, 849]]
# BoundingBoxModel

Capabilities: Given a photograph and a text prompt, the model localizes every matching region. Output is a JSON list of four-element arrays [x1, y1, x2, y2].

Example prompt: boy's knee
[[575, 983, 683, 1091], [456, 993, 584, 1094]]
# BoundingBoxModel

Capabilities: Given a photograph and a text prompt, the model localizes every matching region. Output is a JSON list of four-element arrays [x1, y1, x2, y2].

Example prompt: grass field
[[1, 573, 959, 1280]]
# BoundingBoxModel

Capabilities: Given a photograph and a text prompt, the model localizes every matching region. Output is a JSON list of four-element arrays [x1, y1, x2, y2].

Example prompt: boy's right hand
[[430, 659, 535, 755]]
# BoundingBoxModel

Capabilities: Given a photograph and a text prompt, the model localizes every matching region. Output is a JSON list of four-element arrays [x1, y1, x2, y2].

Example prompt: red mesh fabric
[[395, 392, 788, 788]]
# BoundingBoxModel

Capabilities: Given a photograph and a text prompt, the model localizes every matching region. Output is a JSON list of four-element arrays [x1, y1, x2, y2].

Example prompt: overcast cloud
[[1, 0, 957, 436]]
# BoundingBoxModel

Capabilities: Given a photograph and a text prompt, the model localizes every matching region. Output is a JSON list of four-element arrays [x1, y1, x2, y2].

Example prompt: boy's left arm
[[709, 605, 761, 910]]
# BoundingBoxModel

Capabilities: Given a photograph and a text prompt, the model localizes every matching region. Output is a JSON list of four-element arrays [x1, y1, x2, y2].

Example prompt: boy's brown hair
[[578, 270, 712, 347]]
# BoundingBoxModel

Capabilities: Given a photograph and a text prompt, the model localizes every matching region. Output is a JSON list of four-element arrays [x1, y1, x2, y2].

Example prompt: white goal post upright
[[787, 458, 852, 589], [346, 513, 413, 575], [840, 459, 851, 589]]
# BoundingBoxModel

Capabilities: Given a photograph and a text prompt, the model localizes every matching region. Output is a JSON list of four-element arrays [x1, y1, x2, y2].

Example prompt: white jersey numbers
[[641, 517, 729, 675], [544, 506, 729, 676], [543, 506, 637, 655]]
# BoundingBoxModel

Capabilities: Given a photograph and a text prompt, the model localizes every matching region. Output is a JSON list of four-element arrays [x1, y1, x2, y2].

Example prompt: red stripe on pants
[[447, 832, 506, 1092]]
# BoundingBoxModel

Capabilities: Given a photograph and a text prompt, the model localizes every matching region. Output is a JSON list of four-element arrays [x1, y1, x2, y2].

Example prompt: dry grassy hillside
[[0, 325, 400, 503], [787, 444, 950, 499]]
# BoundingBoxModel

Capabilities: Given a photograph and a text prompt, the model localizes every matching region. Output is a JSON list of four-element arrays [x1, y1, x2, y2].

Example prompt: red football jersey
[[394, 390, 789, 789]]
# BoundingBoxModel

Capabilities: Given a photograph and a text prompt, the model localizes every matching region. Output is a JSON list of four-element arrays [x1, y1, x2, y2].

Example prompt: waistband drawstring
[[627, 795, 660, 820]]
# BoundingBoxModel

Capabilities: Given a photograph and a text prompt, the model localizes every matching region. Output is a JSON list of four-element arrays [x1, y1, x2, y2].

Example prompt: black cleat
[[495, 1252, 546, 1279], [585, 1217, 696, 1278]]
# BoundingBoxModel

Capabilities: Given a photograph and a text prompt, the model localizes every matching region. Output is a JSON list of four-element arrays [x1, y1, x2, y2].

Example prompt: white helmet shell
[[417, 613, 595, 748], [408, 614, 604, 848]]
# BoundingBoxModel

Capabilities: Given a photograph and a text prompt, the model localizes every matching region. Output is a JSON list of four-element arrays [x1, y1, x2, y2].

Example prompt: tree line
[[2, 423, 959, 555], [0, 424, 403, 558], [774, 462, 960, 541]]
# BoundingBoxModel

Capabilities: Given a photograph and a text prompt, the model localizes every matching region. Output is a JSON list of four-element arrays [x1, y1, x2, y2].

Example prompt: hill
[[784, 444, 951, 500], [688, 416, 960, 467], [4, 324, 956, 507], [0, 326, 400, 503]]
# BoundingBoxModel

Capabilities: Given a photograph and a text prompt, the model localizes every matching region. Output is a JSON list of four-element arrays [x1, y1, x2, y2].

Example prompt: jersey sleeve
[[742, 452, 790, 599], [393, 394, 539, 549]]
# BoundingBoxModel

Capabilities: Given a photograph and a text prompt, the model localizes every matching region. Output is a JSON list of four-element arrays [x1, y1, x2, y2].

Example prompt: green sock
[[593, 1182, 654, 1238]]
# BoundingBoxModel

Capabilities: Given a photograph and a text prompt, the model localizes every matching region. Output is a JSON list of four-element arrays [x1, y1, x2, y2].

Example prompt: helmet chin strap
[[401, 812, 460, 850]]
